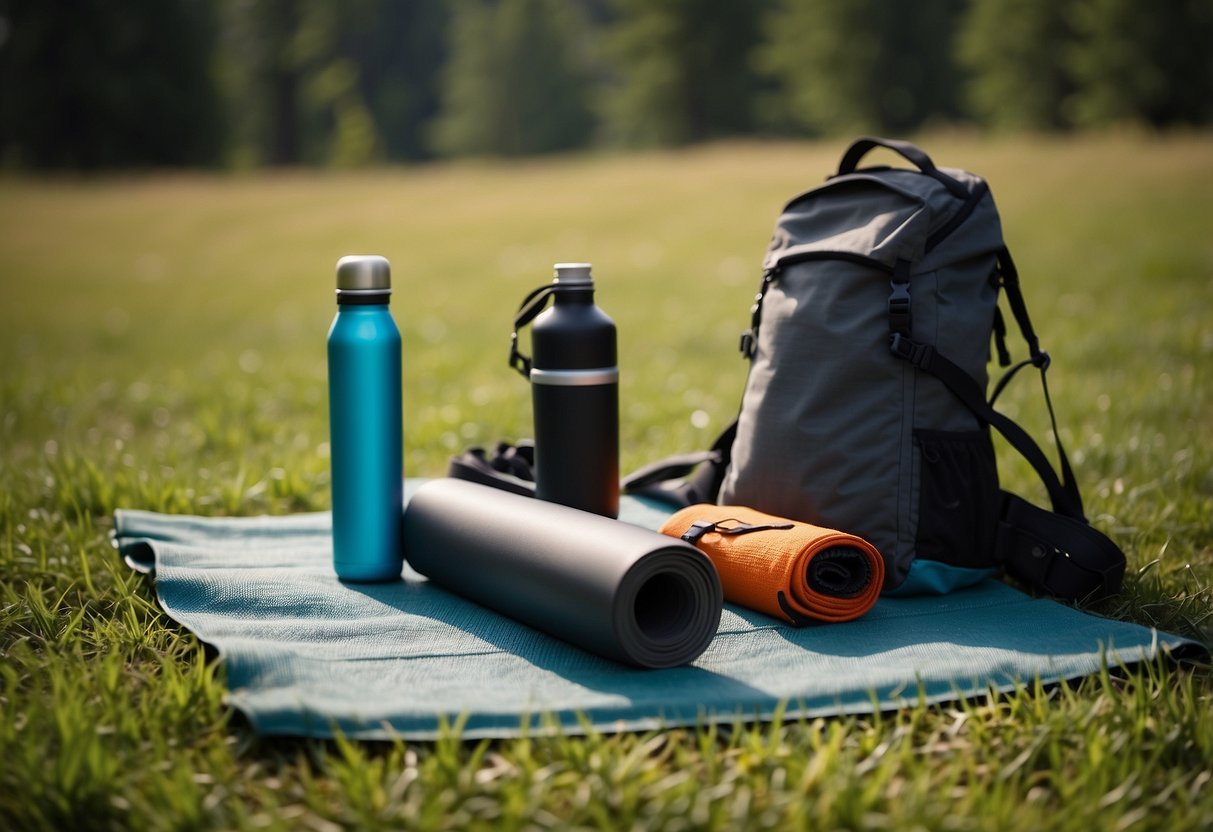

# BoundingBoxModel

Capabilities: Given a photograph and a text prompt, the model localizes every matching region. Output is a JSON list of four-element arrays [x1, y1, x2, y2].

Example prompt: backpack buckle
[[739, 330, 756, 357], [889, 333, 934, 370], [740, 268, 777, 359], [999, 523, 1123, 601], [888, 287, 911, 334], [888, 282, 911, 312], [887, 261, 912, 336]]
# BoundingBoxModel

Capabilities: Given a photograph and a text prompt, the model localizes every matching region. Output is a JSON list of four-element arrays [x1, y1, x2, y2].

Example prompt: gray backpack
[[625, 137, 1125, 599]]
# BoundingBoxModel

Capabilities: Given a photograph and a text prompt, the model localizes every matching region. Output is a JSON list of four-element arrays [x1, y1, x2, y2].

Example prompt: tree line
[[1, 0, 1210, 170]]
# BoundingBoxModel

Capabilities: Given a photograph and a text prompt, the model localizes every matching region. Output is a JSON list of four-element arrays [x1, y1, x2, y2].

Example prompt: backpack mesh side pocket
[[912, 428, 1000, 569]]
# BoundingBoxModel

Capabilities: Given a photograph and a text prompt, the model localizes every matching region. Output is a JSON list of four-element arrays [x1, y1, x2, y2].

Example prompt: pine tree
[[759, 0, 965, 136], [599, 0, 764, 147], [0, 0, 224, 168], [430, 0, 596, 157], [1066, 0, 1213, 128], [955, 0, 1075, 130]]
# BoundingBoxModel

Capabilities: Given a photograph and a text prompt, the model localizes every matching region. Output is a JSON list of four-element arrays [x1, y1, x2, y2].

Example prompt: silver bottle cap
[[553, 262, 592, 284], [336, 255, 391, 291]]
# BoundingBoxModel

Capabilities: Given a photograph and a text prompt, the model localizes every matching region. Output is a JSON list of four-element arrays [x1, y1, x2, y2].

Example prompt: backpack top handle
[[838, 136, 970, 200]]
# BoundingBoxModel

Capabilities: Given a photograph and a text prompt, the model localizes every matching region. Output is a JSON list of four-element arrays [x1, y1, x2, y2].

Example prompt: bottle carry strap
[[508, 283, 557, 378], [508, 281, 596, 378]]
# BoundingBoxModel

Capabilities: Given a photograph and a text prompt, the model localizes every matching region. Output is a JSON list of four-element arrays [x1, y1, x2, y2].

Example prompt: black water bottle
[[527, 262, 620, 518]]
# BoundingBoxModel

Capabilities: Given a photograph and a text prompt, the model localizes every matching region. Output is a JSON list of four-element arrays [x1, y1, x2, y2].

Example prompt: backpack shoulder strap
[[888, 246, 1126, 600], [448, 441, 537, 497], [451, 425, 738, 509], [889, 336, 1125, 599], [889, 330, 1082, 518], [622, 422, 736, 507]]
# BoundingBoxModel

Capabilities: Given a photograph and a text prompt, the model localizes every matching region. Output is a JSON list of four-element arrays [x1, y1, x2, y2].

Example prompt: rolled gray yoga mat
[[402, 478, 723, 668]]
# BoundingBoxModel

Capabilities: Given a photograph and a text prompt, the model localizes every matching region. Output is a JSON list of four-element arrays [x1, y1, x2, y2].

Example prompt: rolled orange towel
[[659, 504, 884, 625]]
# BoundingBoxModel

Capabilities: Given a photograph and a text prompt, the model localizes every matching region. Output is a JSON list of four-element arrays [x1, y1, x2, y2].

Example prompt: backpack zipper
[[743, 177, 988, 360], [741, 251, 893, 358]]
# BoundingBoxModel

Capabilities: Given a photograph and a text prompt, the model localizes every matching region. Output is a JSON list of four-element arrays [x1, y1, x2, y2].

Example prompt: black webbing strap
[[991, 306, 1012, 367], [888, 334, 1125, 599], [997, 492, 1125, 600], [622, 421, 737, 508], [508, 283, 555, 377], [989, 246, 1085, 518], [838, 137, 969, 199], [622, 449, 722, 492], [994, 248, 1042, 358], [450, 423, 738, 508], [888, 258, 913, 338], [508, 282, 593, 378], [448, 441, 537, 497], [889, 333, 1084, 520]]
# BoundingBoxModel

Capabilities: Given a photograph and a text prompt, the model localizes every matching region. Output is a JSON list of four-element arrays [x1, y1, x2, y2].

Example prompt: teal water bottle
[[327, 255, 403, 582]]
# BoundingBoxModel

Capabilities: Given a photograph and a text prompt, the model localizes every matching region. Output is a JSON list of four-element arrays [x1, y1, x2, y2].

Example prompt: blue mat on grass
[[113, 479, 1197, 739]]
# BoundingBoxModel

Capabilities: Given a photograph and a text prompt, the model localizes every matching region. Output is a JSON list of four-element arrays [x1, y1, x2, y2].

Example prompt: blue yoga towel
[[113, 480, 1196, 740]]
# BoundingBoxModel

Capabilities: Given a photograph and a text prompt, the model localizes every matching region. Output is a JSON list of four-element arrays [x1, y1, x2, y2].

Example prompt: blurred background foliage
[[0, 0, 1210, 171]]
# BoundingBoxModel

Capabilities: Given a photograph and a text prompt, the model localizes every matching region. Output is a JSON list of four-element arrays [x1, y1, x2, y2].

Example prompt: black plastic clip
[[889, 332, 934, 370], [681, 521, 719, 545], [739, 330, 755, 357], [887, 258, 913, 337], [508, 332, 532, 377], [681, 518, 795, 545], [739, 268, 777, 359], [888, 282, 911, 336]]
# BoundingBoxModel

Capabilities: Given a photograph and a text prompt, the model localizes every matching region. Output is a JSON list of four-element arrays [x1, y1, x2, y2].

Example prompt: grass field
[[1, 134, 1211, 829]]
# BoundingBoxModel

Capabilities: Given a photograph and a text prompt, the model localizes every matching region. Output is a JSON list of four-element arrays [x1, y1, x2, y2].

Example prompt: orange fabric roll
[[659, 504, 884, 625]]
